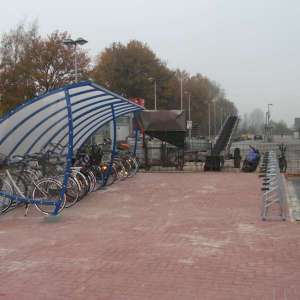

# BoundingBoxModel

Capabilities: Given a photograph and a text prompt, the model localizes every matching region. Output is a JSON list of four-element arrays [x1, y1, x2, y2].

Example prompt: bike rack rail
[[0, 81, 144, 214], [259, 151, 287, 221]]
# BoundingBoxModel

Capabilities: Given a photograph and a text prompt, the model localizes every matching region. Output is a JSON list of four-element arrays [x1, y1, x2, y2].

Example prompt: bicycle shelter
[[0, 81, 144, 213]]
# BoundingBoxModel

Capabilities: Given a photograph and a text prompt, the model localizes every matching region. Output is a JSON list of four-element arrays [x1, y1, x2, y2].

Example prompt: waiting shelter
[[0, 81, 144, 213]]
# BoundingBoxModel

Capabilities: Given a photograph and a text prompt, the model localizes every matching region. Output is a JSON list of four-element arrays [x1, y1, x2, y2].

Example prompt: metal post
[[104, 104, 117, 185], [63, 37, 88, 84], [220, 107, 223, 129], [154, 80, 157, 110], [180, 77, 183, 111], [188, 94, 191, 121], [133, 128, 139, 156], [74, 44, 78, 83], [208, 102, 211, 140], [56, 88, 74, 214], [133, 112, 139, 156], [266, 103, 273, 142], [213, 101, 216, 137], [188, 94, 191, 146]]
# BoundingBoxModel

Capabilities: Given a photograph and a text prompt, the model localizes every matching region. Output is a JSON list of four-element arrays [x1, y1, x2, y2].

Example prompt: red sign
[[130, 98, 145, 107]]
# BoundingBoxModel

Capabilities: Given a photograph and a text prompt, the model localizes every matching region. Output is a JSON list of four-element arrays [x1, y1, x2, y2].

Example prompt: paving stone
[[0, 173, 300, 299]]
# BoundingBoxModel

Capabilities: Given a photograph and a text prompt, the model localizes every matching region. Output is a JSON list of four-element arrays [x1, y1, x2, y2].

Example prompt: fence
[[231, 141, 300, 175]]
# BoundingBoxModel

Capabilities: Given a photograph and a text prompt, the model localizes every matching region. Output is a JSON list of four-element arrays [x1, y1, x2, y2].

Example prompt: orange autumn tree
[[0, 22, 90, 114]]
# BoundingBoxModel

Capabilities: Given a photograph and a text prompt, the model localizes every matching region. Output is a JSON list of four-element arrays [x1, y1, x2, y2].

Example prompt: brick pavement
[[1, 172, 300, 300]]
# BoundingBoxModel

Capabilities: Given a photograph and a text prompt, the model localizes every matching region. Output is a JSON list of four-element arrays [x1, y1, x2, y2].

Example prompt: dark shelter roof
[[137, 110, 186, 147]]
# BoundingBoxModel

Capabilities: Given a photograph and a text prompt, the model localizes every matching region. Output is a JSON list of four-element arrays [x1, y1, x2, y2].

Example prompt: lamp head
[[63, 38, 75, 46], [75, 37, 88, 45]]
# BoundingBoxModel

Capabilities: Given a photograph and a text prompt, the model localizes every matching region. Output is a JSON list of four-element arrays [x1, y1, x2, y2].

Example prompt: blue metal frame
[[42, 102, 129, 151], [73, 107, 141, 150], [0, 81, 143, 215], [55, 88, 73, 214], [133, 112, 140, 156], [103, 104, 117, 186]]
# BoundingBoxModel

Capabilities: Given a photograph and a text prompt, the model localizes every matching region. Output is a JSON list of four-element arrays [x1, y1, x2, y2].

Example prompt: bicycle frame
[[0, 169, 64, 215]]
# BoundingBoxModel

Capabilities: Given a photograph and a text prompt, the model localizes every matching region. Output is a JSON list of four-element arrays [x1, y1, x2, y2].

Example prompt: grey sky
[[1, 0, 300, 125]]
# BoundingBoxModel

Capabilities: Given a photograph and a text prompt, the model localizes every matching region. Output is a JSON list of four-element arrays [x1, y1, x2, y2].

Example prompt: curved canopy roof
[[0, 81, 144, 158]]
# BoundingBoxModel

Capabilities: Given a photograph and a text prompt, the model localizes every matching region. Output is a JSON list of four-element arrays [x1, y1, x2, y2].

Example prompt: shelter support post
[[54, 88, 73, 215], [104, 104, 117, 185], [133, 112, 139, 156]]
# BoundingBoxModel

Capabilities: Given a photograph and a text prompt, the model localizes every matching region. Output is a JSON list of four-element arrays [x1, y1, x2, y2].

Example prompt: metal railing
[[231, 141, 300, 175]]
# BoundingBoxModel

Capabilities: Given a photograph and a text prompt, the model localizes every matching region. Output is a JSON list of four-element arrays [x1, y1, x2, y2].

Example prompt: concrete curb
[[285, 175, 300, 222]]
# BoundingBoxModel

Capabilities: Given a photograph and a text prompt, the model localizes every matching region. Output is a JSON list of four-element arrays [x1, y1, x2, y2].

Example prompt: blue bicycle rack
[[0, 81, 144, 214]]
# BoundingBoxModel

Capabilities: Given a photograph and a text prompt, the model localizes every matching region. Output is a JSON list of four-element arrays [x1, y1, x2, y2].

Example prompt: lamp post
[[204, 100, 212, 140], [220, 106, 223, 129], [184, 91, 192, 147], [265, 103, 273, 142], [180, 76, 183, 111], [211, 97, 217, 137], [148, 77, 157, 110], [213, 98, 217, 137], [63, 37, 88, 83], [154, 80, 157, 110]]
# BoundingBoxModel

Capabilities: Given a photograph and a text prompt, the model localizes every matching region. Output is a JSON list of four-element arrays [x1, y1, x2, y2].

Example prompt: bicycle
[[278, 144, 287, 173], [0, 156, 66, 216]]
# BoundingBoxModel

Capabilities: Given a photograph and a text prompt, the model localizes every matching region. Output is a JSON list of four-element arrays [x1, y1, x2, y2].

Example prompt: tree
[[92, 41, 238, 136], [29, 31, 90, 93], [91, 40, 174, 109], [0, 21, 38, 113], [0, 22, 91, 114], [239, 108, 265, 134], [248, 108, 265, 133], [270, 120, 292, 135]]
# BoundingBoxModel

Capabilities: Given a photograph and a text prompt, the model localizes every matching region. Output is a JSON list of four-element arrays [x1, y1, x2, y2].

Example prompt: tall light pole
[[63, 37, 88, 83], [184, 91, 192, 147], [180, 76, 183, 111], [266, 103, 273, 142], [220, 106, 223, 129], [148, 77, 157, 110], [213, 99, 217, 137], [208, 102, 211, 140], [154, 80, 157, 110]]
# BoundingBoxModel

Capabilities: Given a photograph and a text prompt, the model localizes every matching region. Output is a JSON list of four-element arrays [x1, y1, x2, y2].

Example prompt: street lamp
[[205, 100, 211, 140], [63, 37, 88, 83], [212, 97, 218, 137], [184, 91, 192, 147], [148, 77, 157, 110], [265, 103, 273, 142], [180, 76, 183, 111]]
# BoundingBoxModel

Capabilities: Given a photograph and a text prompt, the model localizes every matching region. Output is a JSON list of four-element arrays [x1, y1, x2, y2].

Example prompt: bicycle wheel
[[33, 178, 66, 215], [105, 164, 117, 186], [82, 170, 96, 192], [87, 170, 97, 192], [114, 161, 127, 181], [122, 158, 133, 178], [75, 171, 90, 199], [64, 176, 80, 208], [0, 179, 13, 214]]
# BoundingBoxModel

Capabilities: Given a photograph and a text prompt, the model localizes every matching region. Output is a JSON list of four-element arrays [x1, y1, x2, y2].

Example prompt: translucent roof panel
[[0, 81, 144, 158]]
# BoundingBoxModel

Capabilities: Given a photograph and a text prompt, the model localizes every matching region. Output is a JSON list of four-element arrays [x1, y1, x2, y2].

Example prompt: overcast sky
[[1, 0, 299, 125]]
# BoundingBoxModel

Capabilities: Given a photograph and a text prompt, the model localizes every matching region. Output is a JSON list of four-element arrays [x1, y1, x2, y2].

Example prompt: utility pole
[[63, 37, 88, 83], [208, 102, 211, 140], [213, 100, 217, 137], [265, 103, 273, 142], [180, 76, 183, 111], [188, 93, 192, 147], [154, 80, 157, 110]]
